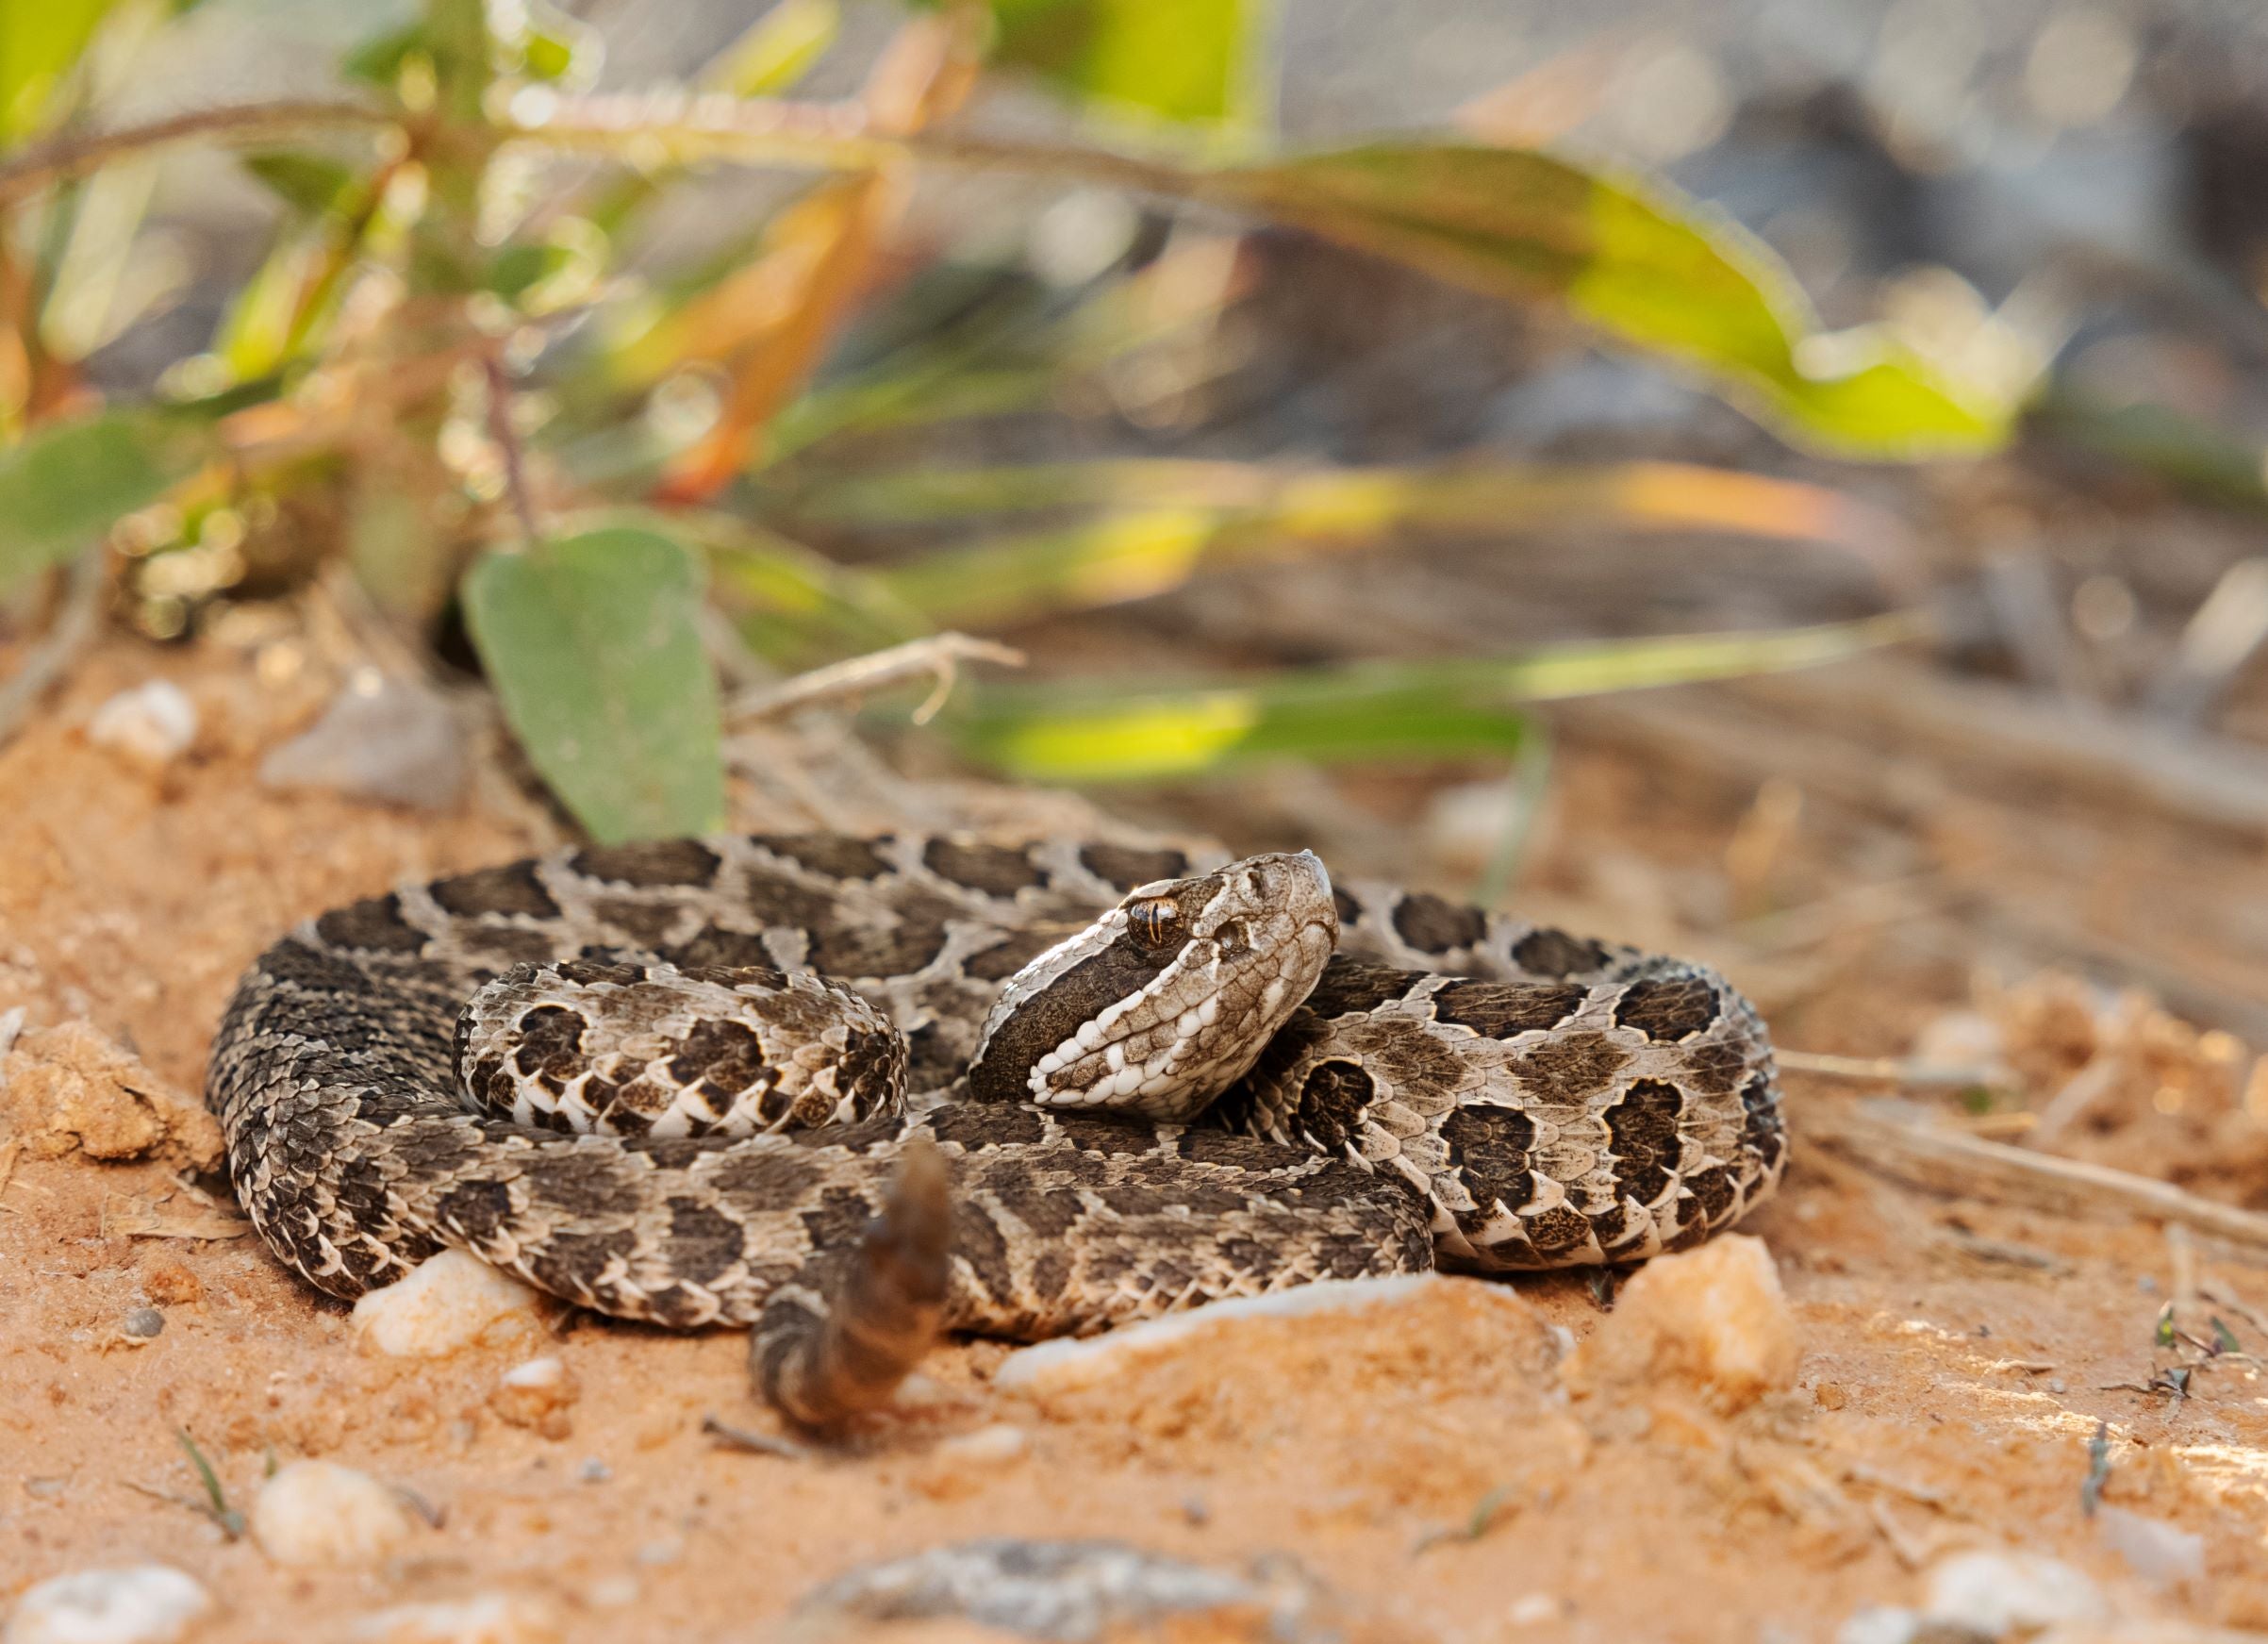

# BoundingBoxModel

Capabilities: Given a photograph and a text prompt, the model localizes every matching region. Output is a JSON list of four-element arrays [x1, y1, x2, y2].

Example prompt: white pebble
[[4, 1565, 212, 1644], [253, 1460, 416, 1567], [933, 1423, 1031, 1466], [350, 1593, 559, 1644], [87, 682, 196, 769], [1504, 1593, 1563, 1626], [1921, 1549, 2105, 1636], [499, 1355, 565, 1389], [2095, 1506, 2206, 1591], [998, 1273, 1450, 1393], [1834, 1607, 1920, 1644], [352, 1251, 544, 1357], [585, 1578, 639, 1609]]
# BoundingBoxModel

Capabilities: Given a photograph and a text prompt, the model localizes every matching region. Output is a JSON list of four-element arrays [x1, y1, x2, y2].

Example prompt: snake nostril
[[1216, 920, 1250, 954]]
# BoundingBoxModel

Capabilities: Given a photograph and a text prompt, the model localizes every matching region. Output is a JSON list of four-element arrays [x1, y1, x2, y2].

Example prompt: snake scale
[[207, 832, 1785, 1424]]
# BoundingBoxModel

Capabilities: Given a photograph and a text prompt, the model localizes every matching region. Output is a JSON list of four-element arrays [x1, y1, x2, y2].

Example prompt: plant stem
[[0, 100, 398, 206], [481, 353, 541, 549]]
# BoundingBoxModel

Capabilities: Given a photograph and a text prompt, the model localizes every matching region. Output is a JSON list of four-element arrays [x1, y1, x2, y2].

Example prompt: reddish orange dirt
[[5, 632, 2268, 1643]]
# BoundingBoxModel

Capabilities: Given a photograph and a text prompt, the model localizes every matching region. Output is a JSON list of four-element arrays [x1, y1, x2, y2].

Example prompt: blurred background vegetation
[[4, 0, 2267, 904]]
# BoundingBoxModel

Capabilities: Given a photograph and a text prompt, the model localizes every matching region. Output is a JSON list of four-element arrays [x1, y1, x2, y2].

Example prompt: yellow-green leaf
[[1203, 144, 2016, 458], [947, 614, 1920, 782]]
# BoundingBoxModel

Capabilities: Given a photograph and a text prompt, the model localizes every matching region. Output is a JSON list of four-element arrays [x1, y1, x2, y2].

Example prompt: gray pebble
[[121, 1307, 165, 1342]]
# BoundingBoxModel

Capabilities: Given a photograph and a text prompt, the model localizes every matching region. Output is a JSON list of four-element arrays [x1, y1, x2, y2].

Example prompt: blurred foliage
[[0, 0, 2026, 839]]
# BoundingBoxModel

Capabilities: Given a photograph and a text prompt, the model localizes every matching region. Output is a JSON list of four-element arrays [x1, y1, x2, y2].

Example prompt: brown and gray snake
[[206, 832, 1786, 1425]]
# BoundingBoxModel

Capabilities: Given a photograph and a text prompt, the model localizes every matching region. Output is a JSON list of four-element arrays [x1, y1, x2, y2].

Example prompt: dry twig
[[728, 632, 1024, 726], [1810, 1101, 2268, 1256]]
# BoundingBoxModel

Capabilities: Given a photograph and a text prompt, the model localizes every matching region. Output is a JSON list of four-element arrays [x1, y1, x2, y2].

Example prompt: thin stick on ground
[[1775, 1049, 2003, 1088], [1810, 1100, 2268, 1255], [728, 632, 1026, 725], [0, 550, 109, 753]]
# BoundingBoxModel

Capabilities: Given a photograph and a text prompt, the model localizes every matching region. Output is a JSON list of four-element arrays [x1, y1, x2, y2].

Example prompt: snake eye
[[1126, 897, 1183, 949]]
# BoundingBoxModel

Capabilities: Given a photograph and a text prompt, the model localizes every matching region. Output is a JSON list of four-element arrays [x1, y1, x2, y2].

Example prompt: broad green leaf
[[1202, 145, 2014, 458], [462, 527, 727, 842], [946, 614, 1920, 782], [0, 0, 120, 141], [859, 460, 1899, 627], [0, 411, 211, 594], [962, 0, 1269, 130]]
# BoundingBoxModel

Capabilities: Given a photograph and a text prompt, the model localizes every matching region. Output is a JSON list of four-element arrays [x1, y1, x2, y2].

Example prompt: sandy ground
[[6, 630, 2268, 1643]]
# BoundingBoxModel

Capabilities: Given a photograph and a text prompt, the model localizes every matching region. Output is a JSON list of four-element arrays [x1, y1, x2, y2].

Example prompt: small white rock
[[4, 1565, 212, 1644], [1834, 1607, 1920, 1644], [935, 1423, 1031, 1466], [352, 1252, 544, 1357], [586, 1578, 640, 1609], [1505, 1593, 1564, 1626], [499, 1355, 565, 1390], [996, 1273, 1446, 1393], [1921, 1549, 2106, 1636], [490, 1355, 578, 1437], [350, 1593, 559, 1644], [2095, 1506, 2206, 1592], [87, 682, 197, 769], [253, 1460, 416, 1567]]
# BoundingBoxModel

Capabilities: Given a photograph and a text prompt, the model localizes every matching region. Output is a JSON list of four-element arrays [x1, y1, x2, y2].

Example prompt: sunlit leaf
[[957, 0, 1269, 130], [1202, 144, 2014, 457], [0, 0, 122, 141], [714, 0, 838, 95], [461, 526, 727, 842], [0, 410, 211, 594], [945, 614, 1921, 782], [858, 460, 1904, 626]]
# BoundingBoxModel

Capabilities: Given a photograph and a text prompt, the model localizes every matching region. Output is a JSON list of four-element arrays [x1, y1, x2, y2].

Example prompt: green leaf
[[240, 151, 357, 217], [953, 0, 1268, 128], [712, 0, 838, 96], [341, 24, 423, 91], [946, 615, 1918, 783], [461, 527, 727, 842], [2032, 393, 2268, 514], [0, 411, 210, 595], [1202, 144, 2017, 458], [0, 0, 121, 141]]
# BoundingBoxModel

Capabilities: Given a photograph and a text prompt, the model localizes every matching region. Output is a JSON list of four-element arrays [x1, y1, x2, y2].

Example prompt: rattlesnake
[[206, 832, 1784, 1423]]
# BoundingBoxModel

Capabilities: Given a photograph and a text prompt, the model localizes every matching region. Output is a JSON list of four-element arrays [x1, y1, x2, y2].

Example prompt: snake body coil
[[207, 833, 1785, 1423]]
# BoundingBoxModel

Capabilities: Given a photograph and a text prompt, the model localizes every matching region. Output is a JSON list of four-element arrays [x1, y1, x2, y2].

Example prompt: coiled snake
[[206, 833, 1785, 1425]]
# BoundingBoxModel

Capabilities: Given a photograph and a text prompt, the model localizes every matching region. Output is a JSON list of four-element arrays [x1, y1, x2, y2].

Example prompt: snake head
[[967, 851, 1339, 1122]]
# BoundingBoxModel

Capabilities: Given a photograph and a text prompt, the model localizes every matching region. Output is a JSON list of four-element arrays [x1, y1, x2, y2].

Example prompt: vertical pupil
[[1134, 902, 1175, 944]]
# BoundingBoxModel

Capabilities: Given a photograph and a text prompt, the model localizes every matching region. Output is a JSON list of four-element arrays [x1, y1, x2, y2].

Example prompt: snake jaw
[[967, 851, 1339, 1122]]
